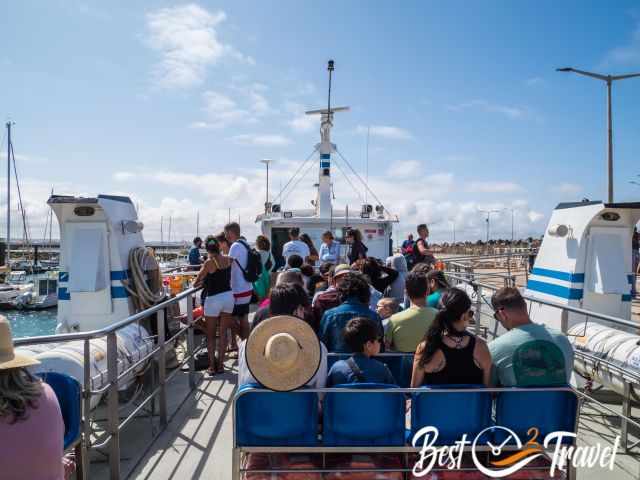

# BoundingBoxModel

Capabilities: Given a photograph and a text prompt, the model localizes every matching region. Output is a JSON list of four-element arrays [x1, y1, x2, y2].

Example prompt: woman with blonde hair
[[0, 316, 65, 479]]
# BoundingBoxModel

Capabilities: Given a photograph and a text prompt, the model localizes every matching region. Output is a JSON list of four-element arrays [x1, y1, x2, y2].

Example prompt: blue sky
[[2, 1, 640, 244]]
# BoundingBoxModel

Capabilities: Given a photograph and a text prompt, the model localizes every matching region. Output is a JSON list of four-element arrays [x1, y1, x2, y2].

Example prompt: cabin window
[[68, 228, 107, 293], [585, 229, 627, 295]]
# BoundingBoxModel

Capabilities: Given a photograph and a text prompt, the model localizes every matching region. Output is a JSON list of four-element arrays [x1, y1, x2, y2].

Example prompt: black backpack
[[236, 240, 263, 283]]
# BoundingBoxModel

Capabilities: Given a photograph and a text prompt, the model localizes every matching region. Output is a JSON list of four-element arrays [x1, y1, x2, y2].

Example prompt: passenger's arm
[[474, 337, 493, 387], [416, 239, 429, 255], [193, 260, 210, 288], [410, 343, 426, 387]]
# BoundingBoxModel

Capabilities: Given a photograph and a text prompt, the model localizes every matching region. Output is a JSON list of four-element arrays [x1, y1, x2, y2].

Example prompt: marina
[[5, 3, 640, 480]]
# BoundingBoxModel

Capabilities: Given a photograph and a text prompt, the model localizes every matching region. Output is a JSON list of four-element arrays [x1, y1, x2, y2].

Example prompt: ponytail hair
[[417, 288, 472, 366]]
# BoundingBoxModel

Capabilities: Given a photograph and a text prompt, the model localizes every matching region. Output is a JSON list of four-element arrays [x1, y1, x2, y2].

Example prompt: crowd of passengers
[[0, 222, 575, 479], [185, 222, 574, 391]]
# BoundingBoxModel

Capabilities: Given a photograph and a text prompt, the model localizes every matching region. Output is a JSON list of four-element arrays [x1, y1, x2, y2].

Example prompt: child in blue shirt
[[327, 317, 396, 386]]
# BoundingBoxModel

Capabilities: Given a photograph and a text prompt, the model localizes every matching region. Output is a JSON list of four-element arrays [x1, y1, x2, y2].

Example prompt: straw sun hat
[[0, 315, 39, 370], [245, 315, 321, 392]]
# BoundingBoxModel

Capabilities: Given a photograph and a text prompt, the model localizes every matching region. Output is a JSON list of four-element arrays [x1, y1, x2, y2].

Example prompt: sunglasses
[[493, 308, 504, 320], [467, 309, 475, 318]]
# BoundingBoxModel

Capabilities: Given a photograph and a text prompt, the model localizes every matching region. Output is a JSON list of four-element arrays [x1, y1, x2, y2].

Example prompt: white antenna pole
[[365, 125, 370, 205], [6, 122, 11, 268]]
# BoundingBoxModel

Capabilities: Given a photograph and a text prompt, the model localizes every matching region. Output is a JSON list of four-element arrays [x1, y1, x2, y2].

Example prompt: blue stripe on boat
[[526, 280, 583, 300], [111, 286, 129, 298], [320, 153, 331, 159], [531, 268, 584, 283]]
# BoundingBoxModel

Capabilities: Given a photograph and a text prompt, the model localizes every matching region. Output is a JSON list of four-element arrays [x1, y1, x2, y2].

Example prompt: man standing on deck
[[224, 222, 252, 340], [282, 227, 310, 264], [401, 233, 415, 256], [188, 237, 203, 266]]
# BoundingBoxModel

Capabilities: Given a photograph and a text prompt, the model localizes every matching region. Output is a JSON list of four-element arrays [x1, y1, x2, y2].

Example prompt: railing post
[[80, 338, 92, 480], [475, 285, 483, 336], [186, 293, 196, 390], [622, 381, 631, 453], [157, 308, 168, 427], [106, 332, 120, 480]]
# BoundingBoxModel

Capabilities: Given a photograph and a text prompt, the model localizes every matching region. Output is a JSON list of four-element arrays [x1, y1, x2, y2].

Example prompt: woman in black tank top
[[194, 239, 235, 375], [411, 288, 492, 387]]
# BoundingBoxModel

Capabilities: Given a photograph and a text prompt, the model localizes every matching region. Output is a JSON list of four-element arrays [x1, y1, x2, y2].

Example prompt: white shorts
[[203, 291, 234, 317]]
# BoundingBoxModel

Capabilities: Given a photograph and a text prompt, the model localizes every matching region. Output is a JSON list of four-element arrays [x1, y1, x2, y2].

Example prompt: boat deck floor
[[88, 360, 640, 480]]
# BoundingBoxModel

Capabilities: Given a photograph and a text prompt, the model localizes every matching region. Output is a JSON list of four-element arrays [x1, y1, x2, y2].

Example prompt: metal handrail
[[14, 287, 199, 346], [15, 287, 202, 480], [446, 273, 640, 330]]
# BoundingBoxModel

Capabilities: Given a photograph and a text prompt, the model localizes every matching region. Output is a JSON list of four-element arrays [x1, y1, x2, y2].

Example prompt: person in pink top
[[0, 315, 65, 480]]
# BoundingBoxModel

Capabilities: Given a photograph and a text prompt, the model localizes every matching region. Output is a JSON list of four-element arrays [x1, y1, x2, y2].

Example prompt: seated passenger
[[319, 273, 383, 352], [252, 270, 305, 326], [327, 317, 396, 386], [376, 297, 399, 334], [385, 271, 437, 352], [312, 264, 351, 326], [352, 258, 399, 298], [286, 254, 304, 270], [0, 316, 66, 480], [240, 313, 328, 389], [489, 287, 574, 386], [385, 254, 408, 304], [425, 270, 449, 308], [411, 288, 492, 386]]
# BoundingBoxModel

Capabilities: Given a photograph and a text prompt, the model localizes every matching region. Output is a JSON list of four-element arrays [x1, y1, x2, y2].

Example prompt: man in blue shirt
[[327, 316, 396, 385], [188, 237, 203, 266], [319, 273, 383, 352]]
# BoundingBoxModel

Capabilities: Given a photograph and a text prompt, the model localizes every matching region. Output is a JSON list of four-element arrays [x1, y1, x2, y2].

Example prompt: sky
[[1, 1, 640, 245]]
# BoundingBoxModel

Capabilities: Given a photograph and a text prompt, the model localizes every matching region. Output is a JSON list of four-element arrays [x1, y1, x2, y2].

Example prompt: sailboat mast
[[6, 122, 11, 269]]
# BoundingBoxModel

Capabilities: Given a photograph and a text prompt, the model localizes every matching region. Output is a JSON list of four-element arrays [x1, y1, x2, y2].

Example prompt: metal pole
[[157, 308, 167, 427], [607, 78, 613, 203], [186, 294, 196, 390], [106, 332, 120, 480], [6, 122, 10, 267], [486, 214, 490, 243], [81, 339, 92, 480], [266, 161, 269, 209], [475, 285, 483, 336]]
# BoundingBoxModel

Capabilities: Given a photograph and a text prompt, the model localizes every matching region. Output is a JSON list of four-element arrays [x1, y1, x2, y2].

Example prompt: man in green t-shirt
[[385, 271, 437, 352], [489, 287, 574, 387]]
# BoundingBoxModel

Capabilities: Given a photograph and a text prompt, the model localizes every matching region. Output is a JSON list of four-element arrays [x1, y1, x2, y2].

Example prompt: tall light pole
[[449, 218, 456, 244], [478, 209, 501, 242], [556, 67, 640, 203], [260, 159, 273, 213], [503, 207, 515, 242]]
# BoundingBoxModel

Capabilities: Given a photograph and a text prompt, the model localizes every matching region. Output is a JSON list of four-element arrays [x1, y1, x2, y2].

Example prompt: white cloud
[[285, 102, 317, 133], [355, 125, 413, 140], [386, 160, 423, 178], [229, 134, 292, 147], [525, 77, 544, 87], [551, 182, 582, 195], [145, 4, 251, 89], [602, 21, 640, 67], [446, 99, 525, 119], [467, 181, 524, 193]]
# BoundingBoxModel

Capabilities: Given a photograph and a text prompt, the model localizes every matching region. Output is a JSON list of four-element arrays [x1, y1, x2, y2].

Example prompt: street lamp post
[[478, 209, 502, 243], [556, 67, 640, 203], [260, 159, 273, 213]]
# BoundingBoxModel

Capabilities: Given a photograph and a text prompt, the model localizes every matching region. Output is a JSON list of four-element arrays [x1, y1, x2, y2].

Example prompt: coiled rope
[[122, 247, 165, 311]]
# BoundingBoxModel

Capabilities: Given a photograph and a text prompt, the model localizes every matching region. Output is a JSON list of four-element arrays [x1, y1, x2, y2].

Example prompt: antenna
[[327, 59, 334, 114], [365, 125, 370, 204]]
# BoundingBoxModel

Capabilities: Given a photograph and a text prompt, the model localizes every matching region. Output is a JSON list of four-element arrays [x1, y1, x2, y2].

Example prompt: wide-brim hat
[[245, 315, 321, 392], [0, 315, 39, 370], [333, 264, 353, 278]]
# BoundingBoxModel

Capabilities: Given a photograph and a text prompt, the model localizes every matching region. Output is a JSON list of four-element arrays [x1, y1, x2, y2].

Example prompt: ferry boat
[[13, 270, 58, 310], [10, 65, 640, 480]]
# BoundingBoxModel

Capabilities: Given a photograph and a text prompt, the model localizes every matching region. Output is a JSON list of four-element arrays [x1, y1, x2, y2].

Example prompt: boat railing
[[14, 286, 203, 480], [232, 384, 581, 479], [446, 272, 640, 454]]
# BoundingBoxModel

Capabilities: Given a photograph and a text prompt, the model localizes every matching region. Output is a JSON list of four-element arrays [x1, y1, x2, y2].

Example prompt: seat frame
[[232, 385, 581, 479]]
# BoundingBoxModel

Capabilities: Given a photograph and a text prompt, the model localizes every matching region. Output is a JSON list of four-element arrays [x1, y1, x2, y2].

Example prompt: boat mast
[[305, 61, 349, 219], [5, 122, 11, 269]]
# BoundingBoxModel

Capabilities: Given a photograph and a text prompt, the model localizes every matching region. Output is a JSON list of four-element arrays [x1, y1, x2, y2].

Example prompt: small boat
[[0, 270, 34, 308], [13, 271, 58, 310]]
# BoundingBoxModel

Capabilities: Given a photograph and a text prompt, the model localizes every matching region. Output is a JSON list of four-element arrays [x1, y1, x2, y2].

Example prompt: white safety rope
[[122, 247, 165, 312]]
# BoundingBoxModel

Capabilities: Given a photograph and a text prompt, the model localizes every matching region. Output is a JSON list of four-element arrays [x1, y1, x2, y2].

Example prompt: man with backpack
[[224, 222, 262, 340]]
